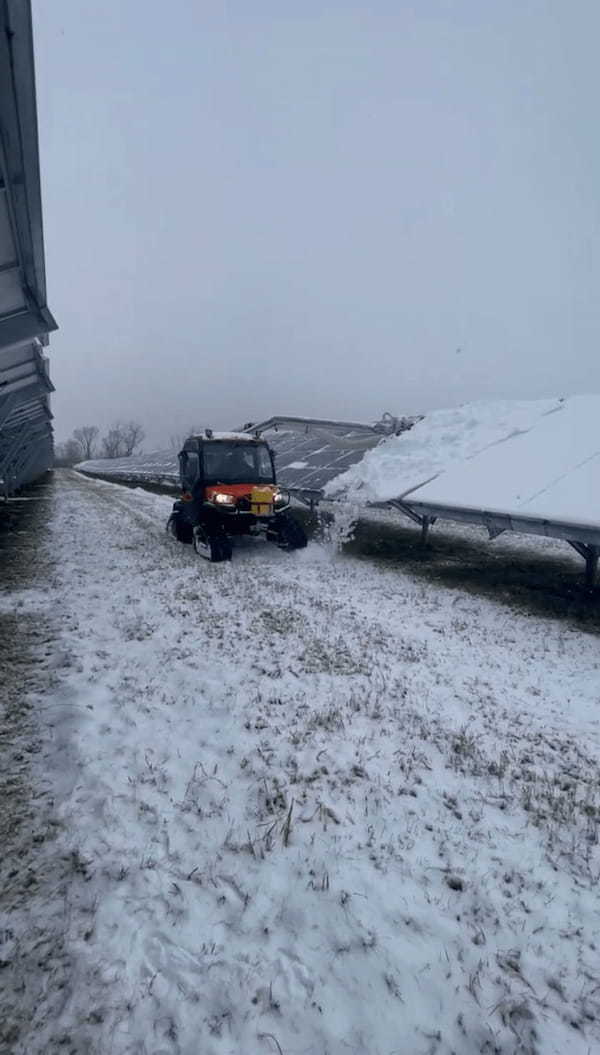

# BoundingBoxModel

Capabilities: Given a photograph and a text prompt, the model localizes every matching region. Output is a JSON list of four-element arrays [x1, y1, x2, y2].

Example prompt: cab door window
[[181, 451, 200, 489], [257, 445, 274, 481]]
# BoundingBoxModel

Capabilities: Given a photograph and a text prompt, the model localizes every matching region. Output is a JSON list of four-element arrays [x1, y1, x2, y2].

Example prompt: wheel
[[270, 512, 307, 551], [193, 526, 232, 562], [167, 512, 193, 544]]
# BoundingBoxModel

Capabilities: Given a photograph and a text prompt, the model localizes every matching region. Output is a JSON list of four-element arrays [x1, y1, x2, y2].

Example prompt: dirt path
[[0, 477, 76, 1053]]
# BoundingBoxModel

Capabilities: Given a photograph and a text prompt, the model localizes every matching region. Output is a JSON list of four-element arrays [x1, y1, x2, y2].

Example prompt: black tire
[[214, 537, 233, 562], [271, 512, 307, 551], [167, 512, 193, 544], [193, 527, 232, 563]]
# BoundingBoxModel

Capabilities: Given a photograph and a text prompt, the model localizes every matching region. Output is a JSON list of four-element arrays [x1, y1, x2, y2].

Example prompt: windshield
[[202, 441, 274, 484]]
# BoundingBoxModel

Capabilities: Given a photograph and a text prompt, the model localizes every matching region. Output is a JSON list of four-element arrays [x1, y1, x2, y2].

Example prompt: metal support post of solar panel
[[0, 1, 57, 499]]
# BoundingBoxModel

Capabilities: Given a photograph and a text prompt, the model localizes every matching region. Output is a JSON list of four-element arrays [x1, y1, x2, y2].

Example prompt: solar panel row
[[0, 6, 57, 496], [77, 409, 600, 584], [77, 418, 383, 497]]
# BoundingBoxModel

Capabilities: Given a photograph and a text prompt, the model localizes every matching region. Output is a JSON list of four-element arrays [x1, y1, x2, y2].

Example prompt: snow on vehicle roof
[[406, 394, 600, 529], [191, 431, 261, 442], [325, 397, 562, 502]]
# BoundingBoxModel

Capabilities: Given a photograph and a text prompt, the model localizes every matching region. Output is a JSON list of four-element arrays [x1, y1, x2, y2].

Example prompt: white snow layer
[[407, 395, 600, 527], [5, 471, 600, 1054], [324, 397, 562, 502]]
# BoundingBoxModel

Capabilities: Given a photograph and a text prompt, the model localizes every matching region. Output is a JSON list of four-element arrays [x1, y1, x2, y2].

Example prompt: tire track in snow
[[19, 470, 600, 1055]]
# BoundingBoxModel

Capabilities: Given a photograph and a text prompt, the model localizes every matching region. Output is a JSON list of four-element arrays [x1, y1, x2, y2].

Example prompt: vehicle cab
[[178, 432, 288, 517]]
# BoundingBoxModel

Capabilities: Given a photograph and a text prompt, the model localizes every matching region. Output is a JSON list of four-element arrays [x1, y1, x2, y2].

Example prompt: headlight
[[273, 489, 290, 507], [214, 492, 236, 505]]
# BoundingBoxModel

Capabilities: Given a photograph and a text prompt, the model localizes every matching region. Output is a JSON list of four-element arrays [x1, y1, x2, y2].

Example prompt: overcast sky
[[33, 0, 600, 449]]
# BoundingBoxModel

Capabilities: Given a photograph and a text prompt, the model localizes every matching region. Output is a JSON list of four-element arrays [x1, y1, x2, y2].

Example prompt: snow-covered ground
[[2, 470, 600, 1055]]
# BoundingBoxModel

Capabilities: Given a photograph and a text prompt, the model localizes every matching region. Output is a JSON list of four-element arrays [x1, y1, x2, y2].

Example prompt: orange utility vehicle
[[167, 430, 307, 562]]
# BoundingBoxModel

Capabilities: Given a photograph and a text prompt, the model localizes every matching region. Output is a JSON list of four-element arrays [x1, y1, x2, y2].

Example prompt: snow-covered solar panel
[[405, 395, 600, 535], [400, 394, 600, 582]]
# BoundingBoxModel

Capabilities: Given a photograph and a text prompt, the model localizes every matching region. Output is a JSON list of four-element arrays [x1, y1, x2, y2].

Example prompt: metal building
[[0, 1, 56, 497]]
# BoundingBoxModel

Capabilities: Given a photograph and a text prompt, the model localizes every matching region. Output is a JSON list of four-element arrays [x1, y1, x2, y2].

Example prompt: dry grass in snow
[[1, 470, 599, 1055]]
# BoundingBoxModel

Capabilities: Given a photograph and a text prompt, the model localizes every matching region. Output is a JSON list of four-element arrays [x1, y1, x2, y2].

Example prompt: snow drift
[[408, 394, 600, 527], [325, 397, 562, 503]]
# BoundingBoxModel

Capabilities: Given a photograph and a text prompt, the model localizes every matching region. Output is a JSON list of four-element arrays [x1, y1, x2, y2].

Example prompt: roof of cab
[[185, 431, 264, 446]]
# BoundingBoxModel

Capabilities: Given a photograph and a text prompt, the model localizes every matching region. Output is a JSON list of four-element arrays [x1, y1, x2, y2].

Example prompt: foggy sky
[[33, 1, 600, 449]]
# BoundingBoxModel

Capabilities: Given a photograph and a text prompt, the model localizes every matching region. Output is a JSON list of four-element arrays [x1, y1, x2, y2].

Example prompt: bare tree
[[121, 420, 145, 456], [54, 439, 84, 467], [101, 426, 125, 459], [73, 425, 99, 461], [101, 420, 145, 459]]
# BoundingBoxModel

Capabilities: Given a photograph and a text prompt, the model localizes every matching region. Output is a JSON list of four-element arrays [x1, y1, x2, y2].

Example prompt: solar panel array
[[78, 418, 384, 497], [79, 450, 179, 486], [259, 420, 380, 495], [77, 411, 600, 585], [0, 5, 57, 496]]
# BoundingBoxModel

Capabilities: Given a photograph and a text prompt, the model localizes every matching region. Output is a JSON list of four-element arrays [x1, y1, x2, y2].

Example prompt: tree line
[[54, 421, 145, 467]]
